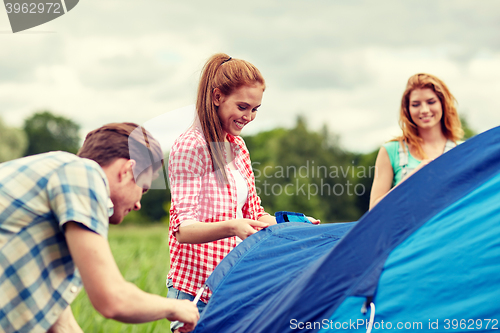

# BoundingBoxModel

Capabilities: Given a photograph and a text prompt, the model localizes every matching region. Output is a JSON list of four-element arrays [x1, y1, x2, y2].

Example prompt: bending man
[[0, 122, 199, 333]]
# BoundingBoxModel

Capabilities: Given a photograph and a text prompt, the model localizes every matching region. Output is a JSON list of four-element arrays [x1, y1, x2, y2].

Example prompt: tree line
[[0, 111, 476, 223]]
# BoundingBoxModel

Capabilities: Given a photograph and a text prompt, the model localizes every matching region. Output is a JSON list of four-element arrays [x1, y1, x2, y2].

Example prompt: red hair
[[395, 73, 463, 159], [196, 53, 265, 183]]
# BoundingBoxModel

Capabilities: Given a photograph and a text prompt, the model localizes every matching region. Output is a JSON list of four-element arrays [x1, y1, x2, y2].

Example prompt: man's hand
[[168, 299, 199, 332], [64, 222, 199, 326]]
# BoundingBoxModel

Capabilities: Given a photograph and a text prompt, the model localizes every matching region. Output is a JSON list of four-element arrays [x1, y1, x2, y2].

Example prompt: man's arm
[[64, 222, 199, 331]]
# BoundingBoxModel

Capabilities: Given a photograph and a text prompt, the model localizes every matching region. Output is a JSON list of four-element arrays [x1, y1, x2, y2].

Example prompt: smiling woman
[[408, 88, 443, 131], [369, 73, 464, 209], [213, 83, 263, 137], [165, 53, 277, 332]]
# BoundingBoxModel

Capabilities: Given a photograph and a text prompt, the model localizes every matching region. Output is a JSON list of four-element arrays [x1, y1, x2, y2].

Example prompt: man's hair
[[77, 122, 164, 180]]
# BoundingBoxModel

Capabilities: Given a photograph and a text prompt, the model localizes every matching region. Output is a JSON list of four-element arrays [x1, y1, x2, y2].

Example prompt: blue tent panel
[[194, 126, 500, 333], [195, 222, 355, 332], [323, 171, 500, 332]]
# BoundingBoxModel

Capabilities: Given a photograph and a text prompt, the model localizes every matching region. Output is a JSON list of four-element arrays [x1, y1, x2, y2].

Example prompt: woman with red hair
[[369, 73, 464, 210], [166, 53, 275, 332]]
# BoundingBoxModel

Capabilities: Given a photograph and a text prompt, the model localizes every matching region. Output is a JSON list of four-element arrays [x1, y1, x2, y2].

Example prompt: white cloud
[[1, 0, 500, 154]]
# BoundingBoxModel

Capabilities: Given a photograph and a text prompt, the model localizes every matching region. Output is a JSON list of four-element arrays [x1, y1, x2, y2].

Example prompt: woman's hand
[[306, 216, 321, 225], [177, 219, 269, 244], [401, 158, 433, 182], [413, 158, 433, 172], [229, 219, 269, 240]]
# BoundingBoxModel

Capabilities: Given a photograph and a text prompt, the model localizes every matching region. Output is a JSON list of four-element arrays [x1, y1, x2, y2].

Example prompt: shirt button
[[70, 286, 78, 293], [53, 309, 59, 316]]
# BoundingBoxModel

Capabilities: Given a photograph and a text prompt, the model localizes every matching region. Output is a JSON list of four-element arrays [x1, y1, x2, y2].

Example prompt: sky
[[1, 0, 499, 153]]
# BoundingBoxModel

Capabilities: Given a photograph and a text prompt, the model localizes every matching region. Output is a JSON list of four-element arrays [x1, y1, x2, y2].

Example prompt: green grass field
[[72, 224, 172, 332]]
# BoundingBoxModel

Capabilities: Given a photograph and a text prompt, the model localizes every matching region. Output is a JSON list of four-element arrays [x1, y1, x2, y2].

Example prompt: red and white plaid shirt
[[168, 126, 268, 302]]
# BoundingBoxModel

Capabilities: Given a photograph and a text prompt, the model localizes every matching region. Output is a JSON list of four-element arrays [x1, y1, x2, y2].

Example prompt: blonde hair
[[196, 53, 265, 183], [395, 73, 463, 159]]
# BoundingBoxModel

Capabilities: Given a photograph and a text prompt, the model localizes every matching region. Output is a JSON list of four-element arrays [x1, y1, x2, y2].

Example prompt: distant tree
[[23, 111, 80, 156], [139, 173, 171, 222], [460, 115, 476, 140], [244, 116, 360, 223], [122, 187, 171, 224], [0, 117, 28, 163], [350, 149, 378, 217], [122, 157, 171, 224]]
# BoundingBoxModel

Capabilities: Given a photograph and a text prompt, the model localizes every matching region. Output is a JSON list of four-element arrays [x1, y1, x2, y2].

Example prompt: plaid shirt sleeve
[[168, 132, 209, 233], [0, 152, 110, 333], [47, 159, 110, 237], [167, 129, 270, 303]]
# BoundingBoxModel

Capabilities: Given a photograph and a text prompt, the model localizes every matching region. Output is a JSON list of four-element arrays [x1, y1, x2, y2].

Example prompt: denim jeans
[[166, 279, 207, 331]]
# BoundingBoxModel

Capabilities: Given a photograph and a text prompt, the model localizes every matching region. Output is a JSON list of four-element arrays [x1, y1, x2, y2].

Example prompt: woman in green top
[[369, 73, 464, 210]]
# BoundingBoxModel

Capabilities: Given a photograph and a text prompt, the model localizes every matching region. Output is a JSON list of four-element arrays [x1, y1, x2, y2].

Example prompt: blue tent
[[193, 126, 500, 333]]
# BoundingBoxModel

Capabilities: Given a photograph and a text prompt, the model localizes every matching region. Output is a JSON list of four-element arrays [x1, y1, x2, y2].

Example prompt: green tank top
[[383, 140, 460, 187], [383, 141, 421, 186]]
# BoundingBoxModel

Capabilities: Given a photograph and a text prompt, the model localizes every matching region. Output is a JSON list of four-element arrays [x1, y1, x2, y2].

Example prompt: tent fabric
[[196, 222, 355, 332], [323, 171, 500, 332], [193, 126, 500, 333]]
